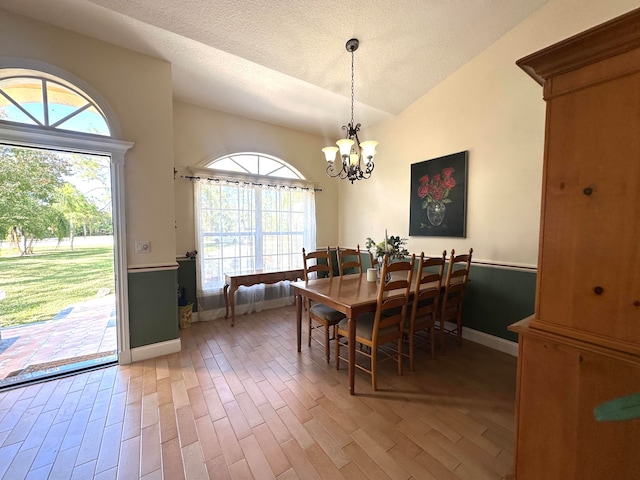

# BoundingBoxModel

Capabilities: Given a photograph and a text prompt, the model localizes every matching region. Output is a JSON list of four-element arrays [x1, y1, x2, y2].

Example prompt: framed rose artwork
[[409, 151, 468, 237]]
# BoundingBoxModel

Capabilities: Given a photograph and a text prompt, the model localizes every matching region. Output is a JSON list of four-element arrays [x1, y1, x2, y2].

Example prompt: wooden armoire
[[509, 8, 640, 480]]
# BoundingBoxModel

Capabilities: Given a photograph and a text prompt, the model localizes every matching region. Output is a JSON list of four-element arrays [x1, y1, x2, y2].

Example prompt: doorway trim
[[0, 122, 134, 364]]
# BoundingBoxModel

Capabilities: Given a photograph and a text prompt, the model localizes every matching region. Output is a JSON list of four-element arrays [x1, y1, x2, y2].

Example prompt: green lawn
[[0, 245, 114, 328]]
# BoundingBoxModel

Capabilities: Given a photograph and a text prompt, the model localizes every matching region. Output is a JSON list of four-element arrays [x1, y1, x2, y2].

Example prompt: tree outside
[[0, 146, 115, 327], [0, 146, 112, 255]]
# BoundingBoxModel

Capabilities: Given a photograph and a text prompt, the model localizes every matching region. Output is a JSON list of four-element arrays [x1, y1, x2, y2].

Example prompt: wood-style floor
[[0, 305, 517, 480]]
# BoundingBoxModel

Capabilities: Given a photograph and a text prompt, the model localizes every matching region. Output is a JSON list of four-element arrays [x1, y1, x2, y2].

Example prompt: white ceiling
[[0, 0, 548, 137]]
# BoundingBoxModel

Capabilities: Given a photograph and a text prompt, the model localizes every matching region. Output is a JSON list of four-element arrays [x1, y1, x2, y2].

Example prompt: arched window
[[206, 152, 304, 180], [0, 69, 110, 136], [193, 153, 316, 315]]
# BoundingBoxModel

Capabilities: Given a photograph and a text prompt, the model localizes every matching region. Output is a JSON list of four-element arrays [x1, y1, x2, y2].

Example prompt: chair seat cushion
[[310, 303, 345, 324], [338, 313, 399, 341]]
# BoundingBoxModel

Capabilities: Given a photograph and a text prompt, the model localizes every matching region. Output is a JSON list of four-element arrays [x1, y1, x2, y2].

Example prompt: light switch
[[135, 241, 150, 253]]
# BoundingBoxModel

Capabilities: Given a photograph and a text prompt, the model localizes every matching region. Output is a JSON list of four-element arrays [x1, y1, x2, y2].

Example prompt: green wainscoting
[[128, 268, 179, 348], [177, 259, 198, 312], [463, 264, 536, 342]]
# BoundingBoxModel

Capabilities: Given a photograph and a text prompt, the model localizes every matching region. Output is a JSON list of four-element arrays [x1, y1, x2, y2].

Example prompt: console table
[[223, 269, 304, 326]]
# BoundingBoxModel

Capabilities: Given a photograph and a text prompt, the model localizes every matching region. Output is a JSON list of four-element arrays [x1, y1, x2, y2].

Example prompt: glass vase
[[426, 200, 446, 226]]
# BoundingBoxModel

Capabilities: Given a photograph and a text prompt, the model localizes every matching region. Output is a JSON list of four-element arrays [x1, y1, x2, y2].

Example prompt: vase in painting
[[426, 200, 446, 226]]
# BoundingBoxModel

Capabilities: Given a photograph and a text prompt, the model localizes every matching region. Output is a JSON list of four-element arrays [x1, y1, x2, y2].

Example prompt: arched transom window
[[0, 69, 110, 136], [207, 152, 303, 180]]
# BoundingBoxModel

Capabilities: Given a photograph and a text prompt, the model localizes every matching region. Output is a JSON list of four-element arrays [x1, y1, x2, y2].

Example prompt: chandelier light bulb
[[322, 146, 338, 163], [336, 138, 354, 158]]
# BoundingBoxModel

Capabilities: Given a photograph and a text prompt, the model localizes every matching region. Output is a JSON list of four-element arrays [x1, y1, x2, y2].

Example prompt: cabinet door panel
[[515, 337, 579, 479], [575, 350, 640, 479], [538, 72, 640, 344]]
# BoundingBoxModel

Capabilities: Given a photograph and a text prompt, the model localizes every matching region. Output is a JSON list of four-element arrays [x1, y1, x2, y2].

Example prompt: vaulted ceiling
[[0, 0, 548, 137]]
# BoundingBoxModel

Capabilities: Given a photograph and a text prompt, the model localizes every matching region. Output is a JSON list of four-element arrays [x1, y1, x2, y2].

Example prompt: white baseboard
[[131, 338, 182, 363], [457, 323, 518, 356]]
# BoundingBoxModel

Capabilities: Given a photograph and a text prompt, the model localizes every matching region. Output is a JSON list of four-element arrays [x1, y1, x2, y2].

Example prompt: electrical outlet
[[135, 241, 150, 253]]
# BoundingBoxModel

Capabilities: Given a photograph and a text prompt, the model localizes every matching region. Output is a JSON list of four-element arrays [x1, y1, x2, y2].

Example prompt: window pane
[[263, 235, 277, 255], [262, 190, 277, 212], [235, 154, 258, 173], [258, 157, 281, 176], [263, 212, 277, 232], [0, 78, 45, 124], [0, 74, 110, 136], [201, 185, 219, 209], [212, 158, 247, 173], [272, 167, 299, 179], [56, 105, 110, 136], [0, 103, 39, 125], [279, 213, 291, 233]]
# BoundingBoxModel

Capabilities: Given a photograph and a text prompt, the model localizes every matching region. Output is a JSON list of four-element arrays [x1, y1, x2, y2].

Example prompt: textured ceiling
[[0, 0, 548, 137]]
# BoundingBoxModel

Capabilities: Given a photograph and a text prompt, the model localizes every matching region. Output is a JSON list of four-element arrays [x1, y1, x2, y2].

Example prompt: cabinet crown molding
[[517, 7, 640, 85]]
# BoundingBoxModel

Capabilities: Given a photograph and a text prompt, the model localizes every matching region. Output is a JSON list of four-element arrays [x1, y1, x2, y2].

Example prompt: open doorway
[[0, 145, 117, 388]]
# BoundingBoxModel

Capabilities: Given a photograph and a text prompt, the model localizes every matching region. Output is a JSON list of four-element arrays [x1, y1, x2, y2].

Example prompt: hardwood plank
[[342, 440, 393, 480], [224, 400, 253, 440], [281, 437, 322, 480], [305, 418, 350, 468], [239, 434, 277, 480], [252, 422, 291, 476], [94, 421, 123, 475], [117, 435, 141, 480], [304, 443, 348, 480], [235, 392, 265, 428], [77, 416, 107, 465], [141, 423, 162, 476], [175, 404, 199, 447], [206, 455, 232, 480], [194, 415, 223, 462], [257, 404, 293, 446], [161, 436, 186, 480], [214, 416, 245, 466], [182, 441, 210, 480], [350, 428, 410, 480], [275, 406, 314, 450]]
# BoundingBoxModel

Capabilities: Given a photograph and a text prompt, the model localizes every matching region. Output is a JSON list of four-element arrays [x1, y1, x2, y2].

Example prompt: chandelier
[[322, 38, 378, 183]]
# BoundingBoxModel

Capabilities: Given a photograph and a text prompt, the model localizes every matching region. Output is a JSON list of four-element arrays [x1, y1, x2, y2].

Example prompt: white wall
[[172, 101, 340, 255], [338, 0, 639, 267], [0, 9, 177, 268]]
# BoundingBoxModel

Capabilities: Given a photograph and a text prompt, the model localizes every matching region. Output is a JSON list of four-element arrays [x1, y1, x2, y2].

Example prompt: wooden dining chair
[[337, 245, 363, 275], [302, 247, 345, 362], [335, 253, 415, 390], [438, 248, 473, 354], [405, 251, 446, 370]]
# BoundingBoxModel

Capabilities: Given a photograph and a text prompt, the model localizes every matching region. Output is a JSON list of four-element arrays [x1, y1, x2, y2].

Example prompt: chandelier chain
[[350, 48, 355, 128]]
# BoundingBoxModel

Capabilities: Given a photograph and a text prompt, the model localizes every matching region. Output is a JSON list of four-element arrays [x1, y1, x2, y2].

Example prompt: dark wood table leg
[[348, 313, 355, 395], [295, 292, 302, 352], [229, 285, 237, 327], [223, 283, 230, 318]]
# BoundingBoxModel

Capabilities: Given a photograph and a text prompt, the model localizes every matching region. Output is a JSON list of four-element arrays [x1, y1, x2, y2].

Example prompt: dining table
[[291, 272, 405, 395]]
